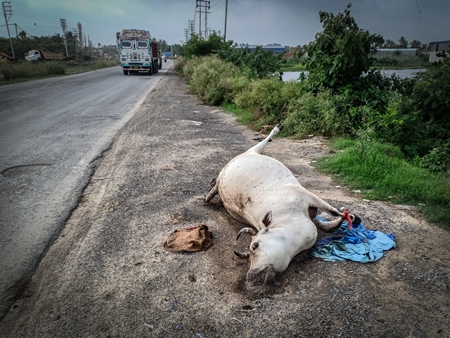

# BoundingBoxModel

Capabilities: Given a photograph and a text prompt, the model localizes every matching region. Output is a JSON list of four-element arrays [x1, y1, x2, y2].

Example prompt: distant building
[[235, 45, 286, 54], [428, 40, 450, 62], [373, 48, 417, 57], [284, 52, 295, 59]]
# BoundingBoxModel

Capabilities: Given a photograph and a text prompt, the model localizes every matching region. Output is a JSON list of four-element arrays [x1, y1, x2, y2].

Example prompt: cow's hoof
[[351, 214, 362, 225]]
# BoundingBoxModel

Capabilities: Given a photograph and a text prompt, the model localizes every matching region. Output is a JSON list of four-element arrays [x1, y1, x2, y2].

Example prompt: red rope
[[342, 209, 353, 230]]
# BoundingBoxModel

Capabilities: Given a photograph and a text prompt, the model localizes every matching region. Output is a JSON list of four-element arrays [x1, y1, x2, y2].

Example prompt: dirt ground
[[1, 68, 449, 338]]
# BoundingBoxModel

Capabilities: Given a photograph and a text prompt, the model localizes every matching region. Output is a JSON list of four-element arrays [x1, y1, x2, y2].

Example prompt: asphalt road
[[0, 61, 173, 318]]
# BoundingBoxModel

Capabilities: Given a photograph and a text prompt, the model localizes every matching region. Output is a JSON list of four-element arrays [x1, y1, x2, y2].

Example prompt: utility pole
[[204, 1, 210, 39], [188, 19, 195, 40], [224, 0, 228, 42], [196, 0, 202, 39], [72, 28, 78, 52], [2, 1, 15, 59], [78, 22, 83, 51], [60, 18, 69, 57], [196, 0, 210, 39]]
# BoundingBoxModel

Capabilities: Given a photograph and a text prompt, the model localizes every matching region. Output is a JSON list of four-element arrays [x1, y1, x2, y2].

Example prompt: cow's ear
[[262, 211, 272, 229]]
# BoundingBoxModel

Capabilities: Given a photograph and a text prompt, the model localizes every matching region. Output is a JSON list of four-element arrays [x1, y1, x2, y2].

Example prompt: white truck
[[116, 29, 162, 75]]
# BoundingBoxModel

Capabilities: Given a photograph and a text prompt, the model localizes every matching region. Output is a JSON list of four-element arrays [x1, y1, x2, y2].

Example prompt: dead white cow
[[206, 124, 359, 293]]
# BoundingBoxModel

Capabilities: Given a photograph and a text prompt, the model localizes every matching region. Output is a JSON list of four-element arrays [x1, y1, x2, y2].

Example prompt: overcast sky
[[1, 0, 449, 47]]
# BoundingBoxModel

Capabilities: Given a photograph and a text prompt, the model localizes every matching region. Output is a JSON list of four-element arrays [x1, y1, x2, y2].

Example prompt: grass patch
[[220, 102, 255, 125], [0, 59, 119, 85], [316, 137, 450, 227], [281, 65, 307, 72], [0, 61, 65, 83]]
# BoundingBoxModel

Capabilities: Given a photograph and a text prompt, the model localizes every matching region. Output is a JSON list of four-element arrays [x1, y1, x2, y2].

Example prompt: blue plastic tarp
[[309, 217, 396, 263]]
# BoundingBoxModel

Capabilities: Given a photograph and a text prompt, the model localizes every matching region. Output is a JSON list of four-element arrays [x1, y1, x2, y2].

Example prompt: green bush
[[282, 89, 356, 138], [182, 32, 233, 58], [174, 57, 186, 74], [182, 56, 204, 82], [413, 56, 450, 144], [45, 62, 65, 75], [415, 140, 450, 173], [220, 74, 250, 104], [372, 54, 428, 68], [0, 61, 65, 81], [234, 77, 302, 126], [219, 46, 285, 79], [186, 55, 241, 105]]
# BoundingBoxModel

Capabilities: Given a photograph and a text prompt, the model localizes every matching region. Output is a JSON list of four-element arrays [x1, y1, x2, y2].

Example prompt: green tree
[[413, 56, 450, 148], [410, 39, 421, 48], [398, 36, 408, 48], [171, 44, 183, 57], [383, 39, 396, 48], [302, 3, 384, 90], [219, 46, 285, 79], [156, 39, 169, 53], [182, 32, 232, 58], [102, 45, 118, 57]]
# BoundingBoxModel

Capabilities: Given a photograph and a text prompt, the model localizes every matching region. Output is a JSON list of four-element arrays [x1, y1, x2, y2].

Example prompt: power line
[[210, 0, 222, 8], [11, 1, 60, 21], [196, 0, 210, 39], [415, 0, 422, 20], [9, 1, 77, 36]]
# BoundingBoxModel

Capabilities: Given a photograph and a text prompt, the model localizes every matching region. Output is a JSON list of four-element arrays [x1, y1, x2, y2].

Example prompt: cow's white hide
[[206, 124, 353, 292]]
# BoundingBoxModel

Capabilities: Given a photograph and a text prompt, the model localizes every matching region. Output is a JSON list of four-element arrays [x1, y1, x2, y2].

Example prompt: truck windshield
[[121, 41, 132, 48], [137, 40, 148, 48]]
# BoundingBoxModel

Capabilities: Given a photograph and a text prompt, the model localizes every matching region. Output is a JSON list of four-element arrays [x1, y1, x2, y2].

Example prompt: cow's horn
[[236, 227, 257, 240], [234, 250, 250, 258]]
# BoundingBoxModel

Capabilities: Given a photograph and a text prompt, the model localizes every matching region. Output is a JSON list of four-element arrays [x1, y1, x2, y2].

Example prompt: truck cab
[[117, 29, 159, 76], [25, 50, 42, 62]]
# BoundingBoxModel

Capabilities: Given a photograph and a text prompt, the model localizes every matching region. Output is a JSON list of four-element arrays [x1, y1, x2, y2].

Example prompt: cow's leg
[[247, 123, 283, 155], [205, 177, 219, 202], [302, 187, 342, 217], [303, 188, 361, 230], [312, 217, 344, 232], [308, 206, 343, 232]]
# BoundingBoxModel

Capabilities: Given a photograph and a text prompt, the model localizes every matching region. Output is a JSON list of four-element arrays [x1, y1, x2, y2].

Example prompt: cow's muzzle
[[245, 264, 276, 294]]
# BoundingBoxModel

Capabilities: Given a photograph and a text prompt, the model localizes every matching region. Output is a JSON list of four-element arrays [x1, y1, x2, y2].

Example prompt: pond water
[[282, 69, 425, 82]]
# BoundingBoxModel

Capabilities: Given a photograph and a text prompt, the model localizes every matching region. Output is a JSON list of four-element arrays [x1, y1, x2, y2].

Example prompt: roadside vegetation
[[0, 59, 119, 84], [176, 4, 450, 227], [281, 53, 428, 72], [0, 32, 121, 85]]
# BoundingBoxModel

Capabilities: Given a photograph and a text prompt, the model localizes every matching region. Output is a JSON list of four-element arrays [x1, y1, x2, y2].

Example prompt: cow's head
[[235, 211, 292, 293]]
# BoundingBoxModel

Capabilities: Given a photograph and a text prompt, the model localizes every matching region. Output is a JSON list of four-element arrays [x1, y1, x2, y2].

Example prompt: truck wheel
[[148, 67, 153, 75], [123, 70, 128, 75]]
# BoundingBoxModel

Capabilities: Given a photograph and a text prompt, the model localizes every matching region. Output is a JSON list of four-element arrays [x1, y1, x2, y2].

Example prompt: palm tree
[[398, 36, 408, 48], [383, 39, 396, 48], [410, 39, 421, 48]]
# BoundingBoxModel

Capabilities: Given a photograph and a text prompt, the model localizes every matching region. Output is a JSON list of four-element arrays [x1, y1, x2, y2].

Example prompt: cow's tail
[[248, 123, 283, 154]]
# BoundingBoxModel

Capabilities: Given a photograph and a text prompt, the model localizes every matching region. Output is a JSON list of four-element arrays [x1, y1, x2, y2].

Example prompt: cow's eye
[[251, 242, 259, 251]]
